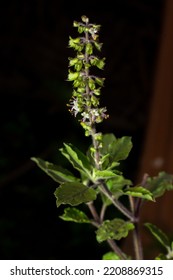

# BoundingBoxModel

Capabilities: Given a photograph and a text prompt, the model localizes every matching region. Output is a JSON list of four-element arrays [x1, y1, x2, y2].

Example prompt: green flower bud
[[68, 71, 79, 81], [81, 15, 89, 23]]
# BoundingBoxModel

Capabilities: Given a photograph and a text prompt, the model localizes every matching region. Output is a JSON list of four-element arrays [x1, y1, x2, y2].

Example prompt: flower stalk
[[67, 15, 108, 170]]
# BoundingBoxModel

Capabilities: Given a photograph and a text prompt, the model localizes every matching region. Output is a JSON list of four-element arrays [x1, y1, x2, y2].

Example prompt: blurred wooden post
[[136, 0, 173, 253]]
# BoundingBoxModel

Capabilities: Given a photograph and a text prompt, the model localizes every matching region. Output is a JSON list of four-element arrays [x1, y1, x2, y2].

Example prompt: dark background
[[0, 0, 164, 259]]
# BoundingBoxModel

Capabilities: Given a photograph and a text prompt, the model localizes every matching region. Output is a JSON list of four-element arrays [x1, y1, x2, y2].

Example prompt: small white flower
[[81, 111, 90, 121], [68, 98, 81, 117]]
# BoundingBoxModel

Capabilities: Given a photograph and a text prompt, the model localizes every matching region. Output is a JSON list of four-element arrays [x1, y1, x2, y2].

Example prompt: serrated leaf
[[146, 172, 173, 199], [107, 176, 132, 192], [60, 143, 92, 179], [111, 136, 132, 162], [96, 218, 134, 243], [31, 157, 78, 183], [101, 134, 133, 168], [54, 182, 97, 207], [101, 133, 116, 154], [60, 207, 90, 223], [93, 169, 118, 180], [124, 186, 154, 201], [101, 176, 132, 205], [145, 223, 170, 250], [102, 252, 121, 260]]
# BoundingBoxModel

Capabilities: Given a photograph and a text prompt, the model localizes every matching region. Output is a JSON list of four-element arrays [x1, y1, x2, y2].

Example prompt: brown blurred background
[[0, 0, 173, 259]]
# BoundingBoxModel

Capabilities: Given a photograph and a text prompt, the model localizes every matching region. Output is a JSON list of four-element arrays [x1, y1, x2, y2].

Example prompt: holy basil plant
[[31, 15, 173, 260]]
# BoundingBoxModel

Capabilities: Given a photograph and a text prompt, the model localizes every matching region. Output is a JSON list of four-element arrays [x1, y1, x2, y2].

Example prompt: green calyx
[[67, 15, 108, 140]]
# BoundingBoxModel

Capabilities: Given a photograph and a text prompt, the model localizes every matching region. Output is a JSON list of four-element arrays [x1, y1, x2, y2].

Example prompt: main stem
[[84, 21, 135, 223], [84, 24, 101, 170], [100, 182, 136, 222], [129, 196, 143, 259], [83, 19, 136, 258]]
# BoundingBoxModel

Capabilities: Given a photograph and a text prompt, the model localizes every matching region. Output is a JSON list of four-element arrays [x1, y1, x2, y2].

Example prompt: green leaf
[[145, 223, 170, 250], [146, 172, 173, 199], [107, 175, 132, 192], [31, 157, 78, 183], [111, 136, 133, 162], [93, 169, 118, 180], [101, 175, 132, 206], [60, 207, 90, 223], [60, 143, 92, 179], [101, 133, 116, 154], [54, 182, 97, 207], [96, 218, 134, 243], [102, 252, 121, 260], [101, 134, 133, 168], [124, 186, 154, 201]]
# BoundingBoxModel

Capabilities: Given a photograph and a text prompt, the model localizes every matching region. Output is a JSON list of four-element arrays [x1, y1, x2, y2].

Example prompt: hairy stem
[[129, 196, 143, 259], [83, 20, 126, 259], [84, 23, 101, 170], [99, 183, 136, 222], [107, 239, 127, 260], [87, 201, 100, 223], [133, 222, 143, 260], [100, 203, 107, 223]]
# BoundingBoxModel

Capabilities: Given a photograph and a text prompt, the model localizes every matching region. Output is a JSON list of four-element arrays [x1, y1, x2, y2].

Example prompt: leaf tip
[[31, 157, 37, 163]]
